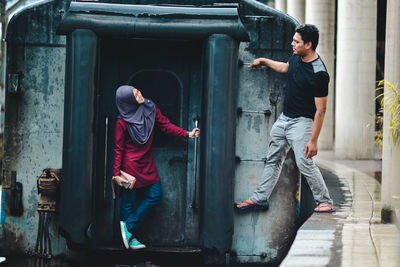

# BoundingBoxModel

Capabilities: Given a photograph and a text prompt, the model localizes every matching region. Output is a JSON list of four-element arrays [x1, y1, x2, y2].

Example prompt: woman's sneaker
[[129, 238, 146, 250], [120, 221, 132, 249]]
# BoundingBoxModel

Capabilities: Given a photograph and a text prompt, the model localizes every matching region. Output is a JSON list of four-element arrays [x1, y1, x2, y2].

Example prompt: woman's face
[[133, 88, 145, 104]]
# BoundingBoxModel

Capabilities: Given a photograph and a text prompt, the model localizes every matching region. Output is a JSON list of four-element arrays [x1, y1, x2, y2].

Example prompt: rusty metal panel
[[2, 0, 68, 255], [235, 113, 271, 160], [2, 45, 66, 254], [233, 155, 299, 263], [232, 15, 299, 262], [7, 1, 68, 45]]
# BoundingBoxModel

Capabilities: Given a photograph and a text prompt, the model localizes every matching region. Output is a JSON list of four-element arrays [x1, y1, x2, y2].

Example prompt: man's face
[[291, 32, 310, 56], [133, 88, 145, 104]]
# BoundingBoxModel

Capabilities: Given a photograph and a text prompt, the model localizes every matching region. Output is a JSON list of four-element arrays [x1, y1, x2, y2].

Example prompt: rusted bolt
[[260, 252, 267, 258]]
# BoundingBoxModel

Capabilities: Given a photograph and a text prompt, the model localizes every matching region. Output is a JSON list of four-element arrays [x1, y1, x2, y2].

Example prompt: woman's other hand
[[112, 176, 129, 187], [188, 128, 200, 139]]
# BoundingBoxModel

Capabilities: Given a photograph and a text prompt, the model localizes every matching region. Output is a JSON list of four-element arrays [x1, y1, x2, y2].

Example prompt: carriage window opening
[[129, 71, 183, 147]]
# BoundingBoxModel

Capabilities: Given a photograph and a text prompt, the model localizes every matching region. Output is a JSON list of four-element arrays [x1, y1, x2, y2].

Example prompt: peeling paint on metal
[[3, 38, 66, 255], [253, 115, 261, 133], [233, 41, 299, 264], [246, 115, 252, 131]]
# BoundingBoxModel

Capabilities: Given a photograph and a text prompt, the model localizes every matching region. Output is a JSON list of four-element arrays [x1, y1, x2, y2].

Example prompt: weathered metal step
[[93, 246, 202, 254]]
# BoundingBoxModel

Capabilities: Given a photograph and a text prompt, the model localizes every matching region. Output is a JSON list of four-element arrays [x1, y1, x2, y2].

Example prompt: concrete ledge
[[280, 155, 400, 267]]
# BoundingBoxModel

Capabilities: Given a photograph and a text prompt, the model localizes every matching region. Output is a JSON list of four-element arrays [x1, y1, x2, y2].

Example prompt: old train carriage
[[2, 0, 314, 264]]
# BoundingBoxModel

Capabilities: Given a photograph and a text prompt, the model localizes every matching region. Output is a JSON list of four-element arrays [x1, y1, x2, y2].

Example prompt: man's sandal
[[234, 200, 269, 212], [314, 204, 336, 213]]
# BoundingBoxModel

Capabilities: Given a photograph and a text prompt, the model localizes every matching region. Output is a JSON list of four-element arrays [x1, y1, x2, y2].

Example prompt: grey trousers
[[251, 113, 333, 206]]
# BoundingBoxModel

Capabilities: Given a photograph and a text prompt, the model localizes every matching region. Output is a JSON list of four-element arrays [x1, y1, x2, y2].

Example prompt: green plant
[[375, 80, 400, 149]]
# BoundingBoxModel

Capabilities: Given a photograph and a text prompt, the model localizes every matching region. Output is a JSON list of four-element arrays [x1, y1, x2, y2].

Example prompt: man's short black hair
[[295, 24, 319, 51]]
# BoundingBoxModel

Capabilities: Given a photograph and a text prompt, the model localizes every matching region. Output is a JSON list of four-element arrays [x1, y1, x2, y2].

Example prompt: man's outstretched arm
[[249, 57, 289, 73]]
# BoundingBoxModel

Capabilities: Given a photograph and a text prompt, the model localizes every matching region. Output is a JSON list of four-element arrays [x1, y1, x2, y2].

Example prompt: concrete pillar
[[305, 0, 335, 150], [275, 0, 287, 13], [334, 0, 376, 159], [381, 0, 400, 226], [287, 0, 305, 24]]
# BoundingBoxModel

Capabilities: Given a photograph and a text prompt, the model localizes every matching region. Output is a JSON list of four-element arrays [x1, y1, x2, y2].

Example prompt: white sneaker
[[129, 238, 146, 250], [120, 221, 132, 249]]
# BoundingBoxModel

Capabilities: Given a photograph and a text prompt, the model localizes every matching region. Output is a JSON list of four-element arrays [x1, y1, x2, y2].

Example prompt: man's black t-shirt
[[283, 54, 329, 119]]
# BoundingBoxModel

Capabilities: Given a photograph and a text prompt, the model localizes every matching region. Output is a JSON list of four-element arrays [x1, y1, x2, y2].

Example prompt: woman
[[112, 85, 200, 250]]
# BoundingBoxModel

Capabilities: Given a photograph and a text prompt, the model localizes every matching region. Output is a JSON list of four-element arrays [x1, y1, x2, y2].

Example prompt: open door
[[92, 38, 202, 247]]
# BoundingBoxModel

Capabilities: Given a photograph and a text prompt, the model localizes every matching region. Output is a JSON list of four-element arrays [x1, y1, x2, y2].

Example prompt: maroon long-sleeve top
[[113, 106, 188, 188]]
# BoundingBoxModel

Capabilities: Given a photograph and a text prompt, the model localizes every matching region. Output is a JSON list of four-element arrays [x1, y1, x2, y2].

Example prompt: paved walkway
[[280, 150, 400, 267]]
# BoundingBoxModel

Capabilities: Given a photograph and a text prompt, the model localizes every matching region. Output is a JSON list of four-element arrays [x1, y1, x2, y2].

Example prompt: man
[[235, 24, 334, 213]]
